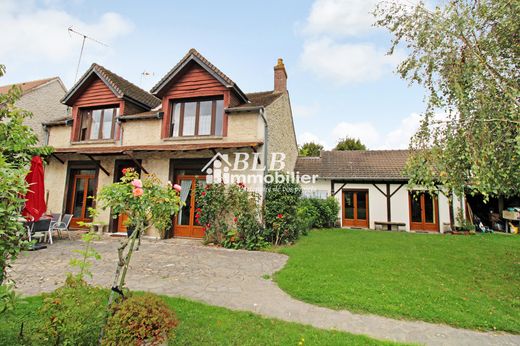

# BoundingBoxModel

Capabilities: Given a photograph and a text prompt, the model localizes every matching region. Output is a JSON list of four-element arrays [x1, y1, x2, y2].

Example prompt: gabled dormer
[[62, 63, 160, 142], [150, 49, 249, 139]]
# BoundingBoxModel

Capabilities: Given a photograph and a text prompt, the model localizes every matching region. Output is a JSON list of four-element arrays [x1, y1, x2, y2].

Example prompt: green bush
[[196, 182, 266, 250], [298, 197, 339, 229], [102, 293, 178, 346], [264, 174, 302, 245], [34, 277, 107, 346]]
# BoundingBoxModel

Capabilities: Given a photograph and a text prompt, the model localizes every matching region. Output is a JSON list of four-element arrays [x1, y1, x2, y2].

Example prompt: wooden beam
[[389, 183, 405, 198], [372, 183, 387, 197], [84, 154, 110, 176], [386, 183, 391, 223], [124, 151, 149, 174], [51, 153, 65, 165], [333, 182, 347, 196]]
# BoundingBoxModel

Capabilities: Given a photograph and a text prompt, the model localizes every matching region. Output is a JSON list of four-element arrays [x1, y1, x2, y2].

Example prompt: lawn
[[0, 293, 404, 346], [274, 229, 520, 333]]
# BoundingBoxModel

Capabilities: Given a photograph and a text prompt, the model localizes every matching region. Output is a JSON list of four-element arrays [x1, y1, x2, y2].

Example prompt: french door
[[342, 190, 369, 228], [173, 175, 206, 238], [67, 169, 97, 229], [409, 192, 439, 231]]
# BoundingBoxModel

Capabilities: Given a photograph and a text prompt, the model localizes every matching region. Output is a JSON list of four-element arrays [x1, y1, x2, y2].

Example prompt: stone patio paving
[[9, 237, 520, 346]]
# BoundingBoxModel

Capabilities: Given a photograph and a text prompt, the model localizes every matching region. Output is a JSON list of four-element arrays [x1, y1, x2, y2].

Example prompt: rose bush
[[196, 182, 266, 250]]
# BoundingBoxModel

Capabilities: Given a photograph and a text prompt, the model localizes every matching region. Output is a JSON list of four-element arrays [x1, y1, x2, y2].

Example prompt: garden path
[[10, 237, 520, 346]]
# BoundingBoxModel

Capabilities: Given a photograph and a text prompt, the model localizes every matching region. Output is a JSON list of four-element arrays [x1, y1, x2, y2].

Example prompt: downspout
[[259, 107, 268, 199], [43, 124, 49, 146]]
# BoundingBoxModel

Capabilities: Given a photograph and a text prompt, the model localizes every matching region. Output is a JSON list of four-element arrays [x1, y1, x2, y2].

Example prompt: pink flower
[[131, 179, 143, 188], [132, 187, 144, 197], [173, 184, 182, 192], [122, 168, 127, 174]]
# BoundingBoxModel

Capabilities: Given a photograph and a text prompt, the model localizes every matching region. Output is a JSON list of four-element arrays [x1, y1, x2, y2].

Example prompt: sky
[[0, 0, 427, 150]]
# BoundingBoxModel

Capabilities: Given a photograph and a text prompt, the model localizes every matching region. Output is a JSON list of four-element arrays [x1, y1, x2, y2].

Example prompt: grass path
[[274, 229, 520, 333]]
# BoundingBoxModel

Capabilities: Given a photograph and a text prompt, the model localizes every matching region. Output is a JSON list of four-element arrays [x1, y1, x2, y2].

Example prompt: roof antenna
[[68, 26, 108, 82], [140, 71, 155, 87]]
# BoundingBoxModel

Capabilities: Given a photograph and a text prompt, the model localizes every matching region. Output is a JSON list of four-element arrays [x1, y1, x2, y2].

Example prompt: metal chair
[[33, 218, 53, 244], [51, 214, 73, 240]]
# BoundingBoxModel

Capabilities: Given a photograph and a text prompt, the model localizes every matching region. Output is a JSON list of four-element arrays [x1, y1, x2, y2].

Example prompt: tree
[[0, 65, 52, 285], [299, 142, 323, 156], [334, 137, 367, 151], [374, 0, 520, 208]]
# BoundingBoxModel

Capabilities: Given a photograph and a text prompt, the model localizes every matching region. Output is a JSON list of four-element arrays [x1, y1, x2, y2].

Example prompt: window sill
[[71, 139, 117, 145], [163, 136, 223, 142]]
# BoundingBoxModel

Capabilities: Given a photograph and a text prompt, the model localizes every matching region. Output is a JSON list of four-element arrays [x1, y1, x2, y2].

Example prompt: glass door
[[173, 176, 206, 238], [342, 190, 369, 228], [67, 169, 97, 228], [409, 192, 439, 231]]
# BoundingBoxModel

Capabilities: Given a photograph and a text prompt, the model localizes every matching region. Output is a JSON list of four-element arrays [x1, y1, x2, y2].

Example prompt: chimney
[[274, 58, 287, 92]]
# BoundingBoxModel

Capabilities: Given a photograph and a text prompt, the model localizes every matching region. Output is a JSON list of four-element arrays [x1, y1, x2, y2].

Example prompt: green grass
[[274, 229, 520, 333], [0, 293, 404, 346]]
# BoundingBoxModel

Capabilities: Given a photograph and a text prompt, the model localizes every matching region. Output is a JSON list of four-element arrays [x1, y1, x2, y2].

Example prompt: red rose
[[195, 213, 200, 218], [122, 168, 127, 174], [201, 191, 206, 196], [277, 213, 283, 219], [196, 208, 201, 212], [233, 217, 238, 223]]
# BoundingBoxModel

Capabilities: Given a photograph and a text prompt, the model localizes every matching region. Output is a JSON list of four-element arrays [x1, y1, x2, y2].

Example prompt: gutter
[[116, 111, 164, 122]]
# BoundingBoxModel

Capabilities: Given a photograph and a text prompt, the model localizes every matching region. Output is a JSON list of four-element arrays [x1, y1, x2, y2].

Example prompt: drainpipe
[[43, 124, 49, 146], [259, 107, 268, 199]]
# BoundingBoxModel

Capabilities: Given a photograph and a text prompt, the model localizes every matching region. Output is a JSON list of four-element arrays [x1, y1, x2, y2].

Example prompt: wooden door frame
[[63, 161, 99, 229], [173, 175, 205, 238], [408, 192, 440, 232], [341, 189, 369, 228]]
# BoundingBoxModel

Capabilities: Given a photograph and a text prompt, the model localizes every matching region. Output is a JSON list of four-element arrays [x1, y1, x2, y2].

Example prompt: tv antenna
[[68, 26, 108, 82]]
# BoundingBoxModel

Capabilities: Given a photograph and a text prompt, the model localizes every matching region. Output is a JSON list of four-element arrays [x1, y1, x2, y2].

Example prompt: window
[[79, 107, 119, 141], [169, 98, 224, 137]]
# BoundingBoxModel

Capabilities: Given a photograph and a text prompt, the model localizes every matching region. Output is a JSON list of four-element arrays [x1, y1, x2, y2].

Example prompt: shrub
[[102, 293, 178, 346], [196, 182, 266, 250], [34, 277, 107, 346], [298, 197, 340, 229], [264, 174, 302, 245]]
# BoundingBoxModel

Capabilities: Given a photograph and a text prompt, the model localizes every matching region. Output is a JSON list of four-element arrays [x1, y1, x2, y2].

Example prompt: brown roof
[[0, 77, 60, 95], [242, 91, 283, 108], [62, 64, 160, 109], [53, 141, 262, 155], [150, 48, 248, 102], [295, 150, 410, 181]]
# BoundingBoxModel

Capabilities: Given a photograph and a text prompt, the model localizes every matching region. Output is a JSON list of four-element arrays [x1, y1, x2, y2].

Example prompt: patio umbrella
[[22, 156, 46, 222]]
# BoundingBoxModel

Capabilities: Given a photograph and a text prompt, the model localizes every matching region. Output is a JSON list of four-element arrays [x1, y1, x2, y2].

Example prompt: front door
[[173, 176, 206, 238], [342, 190, 369, 228], [409, 192, 439, 231], [67, 169, 97, 228]]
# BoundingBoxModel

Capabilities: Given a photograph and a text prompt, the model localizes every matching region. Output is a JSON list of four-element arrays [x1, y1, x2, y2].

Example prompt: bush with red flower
[[264, 173, 302, 245], [195, 182, 266, 250]]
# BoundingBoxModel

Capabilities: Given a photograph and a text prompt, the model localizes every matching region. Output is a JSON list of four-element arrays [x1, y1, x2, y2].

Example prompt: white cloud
[[300, 37, 403, 84], [0, 0, 133, 71], [298, 132, 329, 148], [303, 0, 380, 37], [325, 112, 427, 150]]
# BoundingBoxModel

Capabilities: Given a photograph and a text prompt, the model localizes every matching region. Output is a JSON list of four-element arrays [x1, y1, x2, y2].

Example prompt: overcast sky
[[0, 0, 427, 150]]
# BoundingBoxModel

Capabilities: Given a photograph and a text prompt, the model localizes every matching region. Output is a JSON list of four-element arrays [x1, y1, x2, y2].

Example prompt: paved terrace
[[9, 237, 520, 346]]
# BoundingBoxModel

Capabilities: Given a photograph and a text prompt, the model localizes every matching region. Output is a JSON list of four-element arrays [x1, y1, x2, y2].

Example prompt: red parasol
[[22, 156, 46, 221]]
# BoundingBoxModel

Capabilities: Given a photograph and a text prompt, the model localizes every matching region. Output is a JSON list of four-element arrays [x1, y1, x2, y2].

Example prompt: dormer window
[[79, 106, 119, 141], [170, 98, 224, 137]]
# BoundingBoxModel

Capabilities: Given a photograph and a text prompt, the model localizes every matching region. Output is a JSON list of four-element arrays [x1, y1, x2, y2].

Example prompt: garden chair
[[33, 218, 53, 244], [51, 214, 73, 240]]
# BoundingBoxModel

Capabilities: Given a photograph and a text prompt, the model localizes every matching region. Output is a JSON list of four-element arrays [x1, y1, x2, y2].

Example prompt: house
[[296, 150, 464, 232], [0, 77, 68, 144], [43, 48, 298, 238]]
